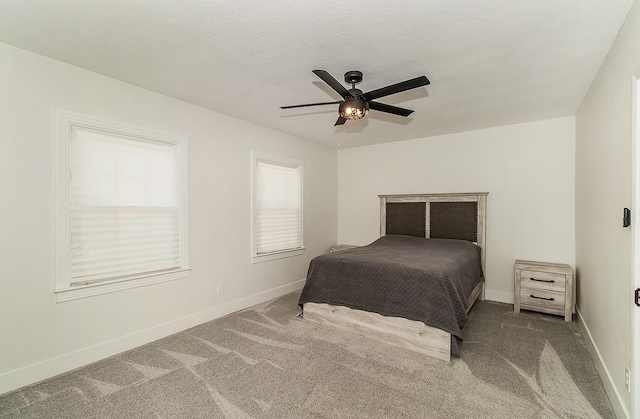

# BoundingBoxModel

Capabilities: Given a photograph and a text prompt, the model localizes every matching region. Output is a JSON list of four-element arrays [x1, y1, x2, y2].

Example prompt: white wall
[[575, 2, 640, 417], [338, 117, 575, 304], [0, 42, 337, 393]]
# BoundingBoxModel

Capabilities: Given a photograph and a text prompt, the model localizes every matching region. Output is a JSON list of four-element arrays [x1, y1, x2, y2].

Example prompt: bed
[[298, 192, 488, 362]]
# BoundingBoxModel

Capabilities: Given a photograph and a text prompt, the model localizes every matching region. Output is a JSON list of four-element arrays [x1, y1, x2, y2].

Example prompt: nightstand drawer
[[520, 289, 565, 313], [519, 269, 566, 292]]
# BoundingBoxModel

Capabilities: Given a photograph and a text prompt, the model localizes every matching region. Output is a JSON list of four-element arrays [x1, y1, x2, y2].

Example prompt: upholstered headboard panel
[[379, 192, 488, 275], [429, 201, 478, 242], [385, 202, 427, 237]]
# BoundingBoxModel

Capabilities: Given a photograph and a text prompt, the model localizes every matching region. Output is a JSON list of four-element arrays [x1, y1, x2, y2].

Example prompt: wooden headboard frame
[[379, 192, 488, 278]]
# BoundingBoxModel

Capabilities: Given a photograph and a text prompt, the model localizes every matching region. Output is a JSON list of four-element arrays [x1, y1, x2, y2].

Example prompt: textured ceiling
[[0, 1, 633, 149]]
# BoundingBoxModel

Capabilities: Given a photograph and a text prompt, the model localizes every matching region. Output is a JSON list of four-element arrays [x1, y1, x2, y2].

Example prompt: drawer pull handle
[[530, 277, 555, 283], [530, 295, 555, 301]]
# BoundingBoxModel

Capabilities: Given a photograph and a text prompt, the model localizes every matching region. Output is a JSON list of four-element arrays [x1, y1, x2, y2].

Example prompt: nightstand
[[514, 260, 573, 322], [329, 245, 359, 253]]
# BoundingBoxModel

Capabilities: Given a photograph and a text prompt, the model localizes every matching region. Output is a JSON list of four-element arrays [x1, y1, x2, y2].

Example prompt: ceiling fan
[[281, 70, 430, 126]]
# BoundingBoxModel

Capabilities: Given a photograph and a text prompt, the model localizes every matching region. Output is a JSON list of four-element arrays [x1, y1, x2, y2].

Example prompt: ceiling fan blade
[[280, 100, 342, 109], [313, 70, 353, 98], [369, 101, 414, 117], [362, 76, 430, 101], [334, 116, 347, 126]]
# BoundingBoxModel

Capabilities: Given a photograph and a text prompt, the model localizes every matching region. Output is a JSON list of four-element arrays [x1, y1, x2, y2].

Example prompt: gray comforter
[[298, 235, 483, 356]]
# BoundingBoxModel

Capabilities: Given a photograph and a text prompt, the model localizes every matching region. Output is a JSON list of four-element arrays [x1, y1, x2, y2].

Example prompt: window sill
[[251, 248, 305, 264], [55, 268, 191, 302]]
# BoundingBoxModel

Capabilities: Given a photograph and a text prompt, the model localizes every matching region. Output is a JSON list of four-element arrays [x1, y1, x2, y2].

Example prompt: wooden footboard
[[303, 302, 452, 361], [302, 278, 484, 363]]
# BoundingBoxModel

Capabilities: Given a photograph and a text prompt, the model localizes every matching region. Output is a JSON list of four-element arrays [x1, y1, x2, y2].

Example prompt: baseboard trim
[[484, 289, 514, 304], [0, 279, 305, 395], [576, 306, 630, 419]]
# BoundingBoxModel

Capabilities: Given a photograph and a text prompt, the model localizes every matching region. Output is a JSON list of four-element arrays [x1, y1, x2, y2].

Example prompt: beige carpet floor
[[0, 292, 615, 418]]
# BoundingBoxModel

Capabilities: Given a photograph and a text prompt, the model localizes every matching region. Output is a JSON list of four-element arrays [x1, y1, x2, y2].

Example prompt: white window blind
[[69, 126, 181, 285], [255, 159, 302, 255]]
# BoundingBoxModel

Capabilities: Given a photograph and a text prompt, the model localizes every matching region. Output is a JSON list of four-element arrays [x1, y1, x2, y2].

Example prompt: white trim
[[577, 306, 630, 419], [55, 268, 191, 302], [484, 289, 514, 304], [250, 151, 304, 261], [0, 278, 306, 395], [53, 109, 189, 300], [54, 109, 71, 294], [251, 248, 305, 264]]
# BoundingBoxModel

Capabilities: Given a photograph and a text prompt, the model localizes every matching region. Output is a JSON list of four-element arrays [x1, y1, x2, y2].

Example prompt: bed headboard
[[379, 192, 488, 276]]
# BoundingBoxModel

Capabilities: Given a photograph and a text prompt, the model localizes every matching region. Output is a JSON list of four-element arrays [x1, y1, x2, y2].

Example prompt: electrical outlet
[[217, 284, 224, 295], [625, 365, 630, 392]]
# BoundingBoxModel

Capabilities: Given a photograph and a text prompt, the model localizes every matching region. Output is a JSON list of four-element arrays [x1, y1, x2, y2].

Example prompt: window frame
[[54, 109, 190, 302], [251, 151, 305, 263]]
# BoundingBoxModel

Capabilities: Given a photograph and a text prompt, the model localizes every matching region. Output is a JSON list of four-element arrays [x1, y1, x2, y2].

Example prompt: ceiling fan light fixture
[[339, 97, 369, 120]]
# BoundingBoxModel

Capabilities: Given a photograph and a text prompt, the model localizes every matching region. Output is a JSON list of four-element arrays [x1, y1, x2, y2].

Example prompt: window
[[251, 152, 304, 262], [54, 110, 189, 302]]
